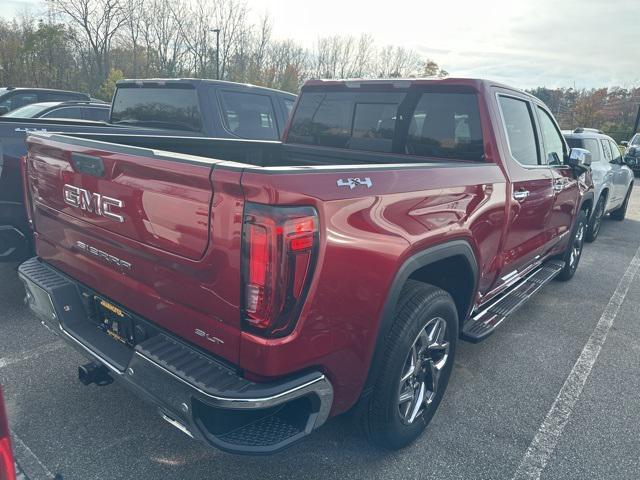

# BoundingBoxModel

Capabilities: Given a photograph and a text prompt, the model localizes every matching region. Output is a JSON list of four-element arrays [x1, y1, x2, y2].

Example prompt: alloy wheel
[[569, 222, 585, 269], [592, 200, 604, 237], [397, 317, 450, 425]]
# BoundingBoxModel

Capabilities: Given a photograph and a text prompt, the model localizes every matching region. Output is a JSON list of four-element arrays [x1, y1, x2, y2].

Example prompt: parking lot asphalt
[[1, 188, 639, 480]]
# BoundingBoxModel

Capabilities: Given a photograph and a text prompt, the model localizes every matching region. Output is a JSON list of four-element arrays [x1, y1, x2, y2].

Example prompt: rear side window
[[219, 91, 279, 140], [111, 85, 203, 132], [566, 138, 601, 162], [41, 107, 82, 119], [287, 89, 485, 161], [406, 93, 484, 161], [498, 96, 539, 166]]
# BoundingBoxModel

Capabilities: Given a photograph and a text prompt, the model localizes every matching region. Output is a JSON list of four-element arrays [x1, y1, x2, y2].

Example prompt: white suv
[[564, 128, 634, 242]]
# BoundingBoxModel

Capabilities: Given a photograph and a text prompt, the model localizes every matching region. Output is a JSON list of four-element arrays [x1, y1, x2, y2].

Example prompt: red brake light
[[242, 203, 319, 338], [0, 387, 16, 480]]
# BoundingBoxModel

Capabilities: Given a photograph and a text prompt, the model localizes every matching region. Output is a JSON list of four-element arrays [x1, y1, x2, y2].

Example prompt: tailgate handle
[[71, 153, 105, 177]]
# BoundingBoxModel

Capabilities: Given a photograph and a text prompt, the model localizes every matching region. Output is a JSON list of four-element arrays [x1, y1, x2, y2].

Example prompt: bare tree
[[120, 0, 144, 76], [51, 0, 126, 84], [140, 0, 186, 76]]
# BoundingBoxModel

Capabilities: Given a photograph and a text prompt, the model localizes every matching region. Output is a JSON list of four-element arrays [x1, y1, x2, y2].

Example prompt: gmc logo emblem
[[63, 184, 124, 223]]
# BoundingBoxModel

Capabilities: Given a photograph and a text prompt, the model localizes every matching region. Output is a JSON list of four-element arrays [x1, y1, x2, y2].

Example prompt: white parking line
[[512, 245, 640, 480], [11, 429, 56, 479], [0, 342, 63, 370]]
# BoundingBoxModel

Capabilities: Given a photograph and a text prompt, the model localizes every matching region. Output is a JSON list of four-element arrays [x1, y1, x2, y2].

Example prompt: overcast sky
[[2, 0, 639, 89]]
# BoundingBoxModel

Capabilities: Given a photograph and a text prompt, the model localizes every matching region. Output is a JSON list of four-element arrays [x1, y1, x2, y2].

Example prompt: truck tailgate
[[25, 134, 245, 363]]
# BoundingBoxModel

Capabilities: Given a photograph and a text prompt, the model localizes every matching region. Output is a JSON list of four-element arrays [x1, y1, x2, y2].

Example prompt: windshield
[[4, 103, 50, 118], [631, 134, 640, 146], [111, 85, 202, 132]]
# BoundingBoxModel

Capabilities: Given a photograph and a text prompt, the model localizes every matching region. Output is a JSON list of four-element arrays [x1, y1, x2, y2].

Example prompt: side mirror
[[621, 141, 628, 147], [567, 147, 592, 173], [0, 106, 8, 116]]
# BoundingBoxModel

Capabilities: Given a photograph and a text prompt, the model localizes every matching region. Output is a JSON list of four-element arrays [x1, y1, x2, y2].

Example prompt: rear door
[[495, 93, 556, 280], [535, 105, 579, 244]]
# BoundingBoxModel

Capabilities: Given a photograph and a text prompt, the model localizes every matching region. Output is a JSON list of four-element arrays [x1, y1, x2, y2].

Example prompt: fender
[[360, 239, 479, 398], [579, 190, 595, 220]]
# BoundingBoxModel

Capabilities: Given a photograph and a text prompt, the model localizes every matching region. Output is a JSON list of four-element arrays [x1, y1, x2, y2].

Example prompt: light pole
[[210, 28, 220, 80]]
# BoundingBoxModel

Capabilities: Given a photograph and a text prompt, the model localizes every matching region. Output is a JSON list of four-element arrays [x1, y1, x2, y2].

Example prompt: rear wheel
[[556, 209, 587, 281], [585, 195, 605, 242], [610, 184, 633, 221], [362, 281, 457, 449]]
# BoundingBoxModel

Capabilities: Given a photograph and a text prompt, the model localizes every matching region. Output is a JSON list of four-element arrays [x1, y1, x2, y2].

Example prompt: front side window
[[536, 107, 565, 165], [219, 91, 279, 140], [498, 96, 539, 166]]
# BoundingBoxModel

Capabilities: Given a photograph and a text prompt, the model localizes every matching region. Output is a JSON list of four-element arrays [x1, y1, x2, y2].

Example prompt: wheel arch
[[360, 240, 478, 399]]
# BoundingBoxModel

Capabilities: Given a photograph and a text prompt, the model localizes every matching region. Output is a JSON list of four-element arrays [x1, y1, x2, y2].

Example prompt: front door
[[536, 105, 579, 246]]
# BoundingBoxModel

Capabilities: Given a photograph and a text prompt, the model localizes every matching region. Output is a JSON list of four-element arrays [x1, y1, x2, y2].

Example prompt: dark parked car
[[622, 133, 640, 176], [3, 101, 110, 122], [0, 79, 296, 262], [0, 87, 90, 115]]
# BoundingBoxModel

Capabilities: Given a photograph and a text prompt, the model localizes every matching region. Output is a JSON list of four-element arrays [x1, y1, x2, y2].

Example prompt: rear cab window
[[111, 84, 203, 132], [286, 86, 485, 162]]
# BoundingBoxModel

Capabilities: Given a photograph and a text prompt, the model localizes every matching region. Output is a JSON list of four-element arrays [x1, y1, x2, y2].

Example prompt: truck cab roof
[[116, 78, 297, 98]]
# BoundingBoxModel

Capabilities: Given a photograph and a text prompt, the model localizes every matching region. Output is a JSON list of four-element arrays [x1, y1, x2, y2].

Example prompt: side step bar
[[461, 259, 565, 342]]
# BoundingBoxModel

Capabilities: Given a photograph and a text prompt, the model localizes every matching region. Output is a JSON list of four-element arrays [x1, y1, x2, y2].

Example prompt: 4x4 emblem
[[337, 177, 373, 189]]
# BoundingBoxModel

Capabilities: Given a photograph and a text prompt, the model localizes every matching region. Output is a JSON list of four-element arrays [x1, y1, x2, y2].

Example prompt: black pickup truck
[[0, 79, 296, 261]]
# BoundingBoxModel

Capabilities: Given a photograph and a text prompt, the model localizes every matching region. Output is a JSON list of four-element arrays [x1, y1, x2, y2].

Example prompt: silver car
[[564, 128, 634, 242]]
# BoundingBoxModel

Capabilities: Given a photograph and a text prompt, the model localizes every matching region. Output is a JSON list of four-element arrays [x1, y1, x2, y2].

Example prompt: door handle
[[513, 190, 530, 201]]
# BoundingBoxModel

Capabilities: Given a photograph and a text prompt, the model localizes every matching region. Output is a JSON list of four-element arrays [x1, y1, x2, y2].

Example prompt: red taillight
[[0, 387, 16, 480], [242, 203, 318, 338]]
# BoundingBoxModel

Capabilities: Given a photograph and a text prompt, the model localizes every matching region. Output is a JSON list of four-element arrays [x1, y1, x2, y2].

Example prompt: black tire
[[585, 195, 605, 243], [610, 184, 633, 221], [362, 281, 457, 449], [556, 209, 587, 281]]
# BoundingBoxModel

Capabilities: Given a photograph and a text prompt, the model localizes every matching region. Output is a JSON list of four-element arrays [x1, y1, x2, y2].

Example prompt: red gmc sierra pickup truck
[[18, 78, 593, 455]]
